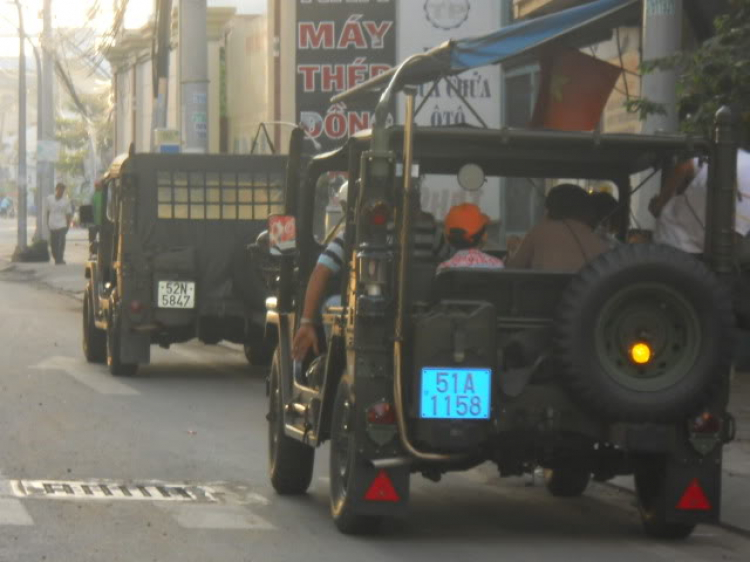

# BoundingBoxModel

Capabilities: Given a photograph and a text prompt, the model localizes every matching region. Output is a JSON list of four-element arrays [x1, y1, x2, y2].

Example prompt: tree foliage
[[627, 0, 750, 143], [55, 92, 113, 196]]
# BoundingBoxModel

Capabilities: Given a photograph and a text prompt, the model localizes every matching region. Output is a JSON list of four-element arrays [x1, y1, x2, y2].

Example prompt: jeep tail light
[[367, 401, 396, 425], [366, 202, 390, 227], [691, 412, 721, 434], [129, 300, 144, 314]]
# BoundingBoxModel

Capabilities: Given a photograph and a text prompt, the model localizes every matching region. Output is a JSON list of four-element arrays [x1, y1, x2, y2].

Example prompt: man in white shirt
[[46, 182, 73, 265], [651, 150, 750, 253]]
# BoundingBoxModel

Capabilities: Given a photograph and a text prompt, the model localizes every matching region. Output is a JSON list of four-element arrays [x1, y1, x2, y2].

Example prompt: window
[[156, 169, 283, 220], [502, 65, 545, 238]]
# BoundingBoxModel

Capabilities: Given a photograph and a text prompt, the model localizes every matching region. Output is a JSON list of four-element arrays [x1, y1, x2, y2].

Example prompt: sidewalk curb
[[0, 257, 84, 302], [603, 479, 750, 539]]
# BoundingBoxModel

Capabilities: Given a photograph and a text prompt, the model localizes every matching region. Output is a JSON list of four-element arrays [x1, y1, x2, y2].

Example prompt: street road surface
[[0, 265, 749, 561]]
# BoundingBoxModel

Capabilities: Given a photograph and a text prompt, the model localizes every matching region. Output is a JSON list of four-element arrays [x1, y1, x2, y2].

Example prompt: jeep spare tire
[[555, 244, 733, 423]]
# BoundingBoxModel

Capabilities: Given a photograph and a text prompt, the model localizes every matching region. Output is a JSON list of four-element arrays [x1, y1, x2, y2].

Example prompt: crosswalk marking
[[30, 356, 140, 396], [0, 498, 34, 526], [0, 475, 275, 531], [159, 504, 276, 530], [15, 480, 216, 502], [0, 479, 15, 497], [169, 346, 245, 375]]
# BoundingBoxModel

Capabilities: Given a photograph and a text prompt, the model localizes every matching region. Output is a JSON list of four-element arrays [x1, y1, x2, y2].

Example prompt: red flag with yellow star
[[531, 49, 622, 131]]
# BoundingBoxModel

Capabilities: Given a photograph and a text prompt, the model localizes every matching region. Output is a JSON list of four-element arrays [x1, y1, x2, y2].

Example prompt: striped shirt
[[317, 213, 446, 274], [318, 230, 347, 273]]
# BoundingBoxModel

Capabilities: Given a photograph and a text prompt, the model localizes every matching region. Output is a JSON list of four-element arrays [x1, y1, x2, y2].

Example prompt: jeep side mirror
[[268, 215, 296, 255], [79, 204, 95, 227]]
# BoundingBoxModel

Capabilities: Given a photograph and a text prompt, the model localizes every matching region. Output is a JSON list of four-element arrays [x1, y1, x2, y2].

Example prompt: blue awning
[[332, 0, 639, 104], [452, 0, 639, 70]]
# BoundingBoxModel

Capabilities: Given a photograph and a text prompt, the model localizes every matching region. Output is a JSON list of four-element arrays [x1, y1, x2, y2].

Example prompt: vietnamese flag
[[531, 49, 622, 131]]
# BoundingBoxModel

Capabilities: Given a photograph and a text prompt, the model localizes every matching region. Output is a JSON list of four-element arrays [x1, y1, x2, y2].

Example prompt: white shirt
[[46, 194, 72, 230], [654, 150, 750, 253]]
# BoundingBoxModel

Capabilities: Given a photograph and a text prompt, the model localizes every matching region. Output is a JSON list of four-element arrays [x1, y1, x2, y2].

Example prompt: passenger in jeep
[[437, 203, 504, 271], [293, 182, 447, 361], [506, 183, 607, 272]]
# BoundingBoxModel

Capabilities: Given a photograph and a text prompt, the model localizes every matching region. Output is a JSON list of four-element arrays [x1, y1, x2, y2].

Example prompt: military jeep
[[81, 149, 285, 375], [261, 48, 743, 537]]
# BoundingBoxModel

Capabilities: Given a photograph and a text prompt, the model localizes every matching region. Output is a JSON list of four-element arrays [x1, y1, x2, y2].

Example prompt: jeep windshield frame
[[295, 125, 713, 247]]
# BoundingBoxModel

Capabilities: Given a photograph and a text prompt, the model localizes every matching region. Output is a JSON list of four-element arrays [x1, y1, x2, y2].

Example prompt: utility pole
[[37, 0, 55, 247], [31, 43, 43, 246], [152, 0, 173, 149], [11, 0, 27, 260], [634, 0, 683, 226], [642, 0, 682, 133], [179, 0, 209, 153]]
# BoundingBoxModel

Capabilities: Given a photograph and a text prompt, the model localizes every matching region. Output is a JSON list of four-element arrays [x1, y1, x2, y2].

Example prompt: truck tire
[[106, 309, 138, 377], [268, 351, 314, 494], [329, 373, 383, 535], [83, 285, 106, 364], [555, 244, 734, 423], [635, 461, 695, 540], [543, 467, 590, 498]]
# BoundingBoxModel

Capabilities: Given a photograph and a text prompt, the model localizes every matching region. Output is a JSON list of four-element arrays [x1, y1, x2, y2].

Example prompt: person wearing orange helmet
[[437, 203, 504, 271]]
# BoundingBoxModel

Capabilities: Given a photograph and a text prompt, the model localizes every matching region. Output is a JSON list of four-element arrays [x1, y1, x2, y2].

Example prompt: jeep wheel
[[268, 350, 314, 494], [543, 467, 590, 498], [106, 310, 138, 377], [330, 374, 382, 535], [245, 341, 273, 367], [635, 461, 695, 540], [556, 244, 734, 423], [83, 285, 106, 364]]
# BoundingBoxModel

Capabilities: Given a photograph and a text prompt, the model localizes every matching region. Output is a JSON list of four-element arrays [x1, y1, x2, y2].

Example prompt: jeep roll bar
[[708, 106, 739, 276]]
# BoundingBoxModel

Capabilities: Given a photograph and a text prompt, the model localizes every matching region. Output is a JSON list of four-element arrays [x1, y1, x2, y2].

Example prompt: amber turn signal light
[[630, 342, 652, 365]]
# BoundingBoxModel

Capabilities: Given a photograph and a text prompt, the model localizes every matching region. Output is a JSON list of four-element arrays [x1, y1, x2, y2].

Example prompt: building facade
[[107, 6, 235, 155]]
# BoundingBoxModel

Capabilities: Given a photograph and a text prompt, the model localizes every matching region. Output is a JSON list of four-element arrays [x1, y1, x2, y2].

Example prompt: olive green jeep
[[81, 149, 285, 375], [260, 53, 744, 537]]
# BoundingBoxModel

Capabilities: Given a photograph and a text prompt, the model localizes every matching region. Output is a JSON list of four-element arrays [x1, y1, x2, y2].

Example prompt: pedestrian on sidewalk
[[46, 182, 73, 265]]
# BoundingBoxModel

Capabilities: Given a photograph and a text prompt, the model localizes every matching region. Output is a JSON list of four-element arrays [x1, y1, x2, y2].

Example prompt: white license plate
[[157, 281, 196, 309]]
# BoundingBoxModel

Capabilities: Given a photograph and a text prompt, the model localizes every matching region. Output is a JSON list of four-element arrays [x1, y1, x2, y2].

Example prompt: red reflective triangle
[[676, 478, 712, 511], [364, 470, 400, 502]]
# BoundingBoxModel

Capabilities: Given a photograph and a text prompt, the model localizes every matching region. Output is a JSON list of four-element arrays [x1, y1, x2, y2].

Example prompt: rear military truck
[[81, 149, 285, 376], [257, 36, 744, 538]]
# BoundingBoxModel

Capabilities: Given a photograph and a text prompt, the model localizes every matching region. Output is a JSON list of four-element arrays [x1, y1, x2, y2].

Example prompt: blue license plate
[[420, 368, 492, 420]]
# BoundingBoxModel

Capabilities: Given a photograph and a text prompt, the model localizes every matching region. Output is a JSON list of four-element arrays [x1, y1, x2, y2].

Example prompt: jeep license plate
[[157, 281, 195, 309], [420, 368, 491, 420]]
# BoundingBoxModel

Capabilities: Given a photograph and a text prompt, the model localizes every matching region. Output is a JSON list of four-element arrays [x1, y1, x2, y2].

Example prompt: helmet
[[444, 203, 490, 243], [337, 181, 349, 207]]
